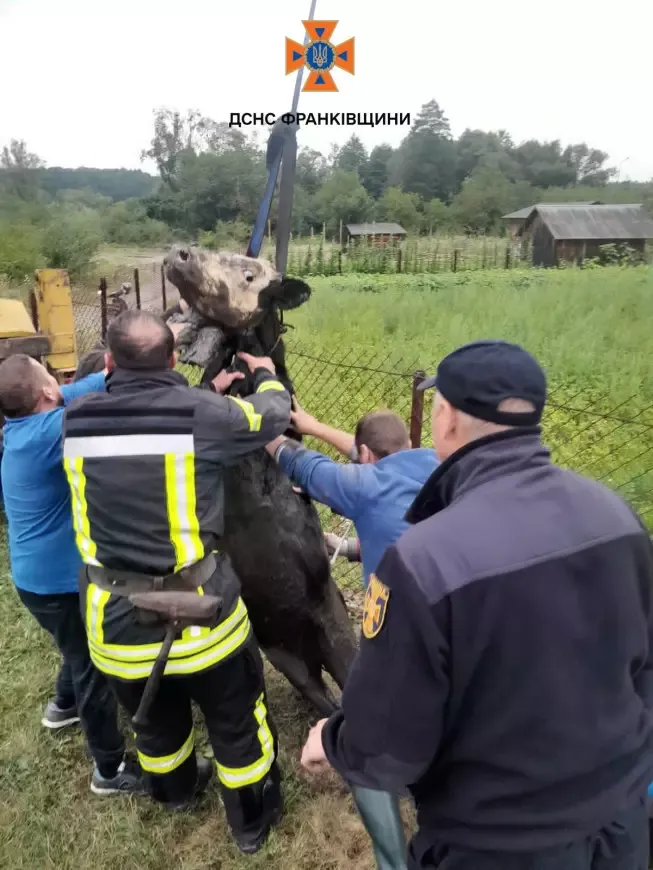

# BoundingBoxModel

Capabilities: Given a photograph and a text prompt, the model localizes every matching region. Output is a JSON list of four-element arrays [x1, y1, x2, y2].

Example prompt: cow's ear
[[275, 277, 311, 310]]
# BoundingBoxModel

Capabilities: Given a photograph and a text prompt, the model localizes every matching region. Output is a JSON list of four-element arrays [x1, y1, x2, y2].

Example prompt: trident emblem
[[311, 43, 328, 67]]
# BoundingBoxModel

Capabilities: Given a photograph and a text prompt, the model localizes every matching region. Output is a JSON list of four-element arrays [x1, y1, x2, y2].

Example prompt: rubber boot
[[220, 761, 283, 855], [351, 785, 408, 870]]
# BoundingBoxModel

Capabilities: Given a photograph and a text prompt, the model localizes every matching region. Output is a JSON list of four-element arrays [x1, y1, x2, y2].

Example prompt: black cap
[[418, 340, 547, 427]]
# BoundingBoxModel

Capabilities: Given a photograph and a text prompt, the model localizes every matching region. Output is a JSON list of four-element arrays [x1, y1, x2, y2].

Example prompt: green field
[[2, 262, 653, 869]]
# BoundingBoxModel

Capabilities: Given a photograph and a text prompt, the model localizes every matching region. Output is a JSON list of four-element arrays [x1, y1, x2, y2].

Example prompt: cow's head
[[163, 245, 310, 329]]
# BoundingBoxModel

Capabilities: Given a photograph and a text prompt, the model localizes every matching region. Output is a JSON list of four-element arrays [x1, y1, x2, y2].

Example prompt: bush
[[103, 200, 172, 246], [41, 212, 102, 280], [0, 221, 45, 280], [200, 219, 252, 250]]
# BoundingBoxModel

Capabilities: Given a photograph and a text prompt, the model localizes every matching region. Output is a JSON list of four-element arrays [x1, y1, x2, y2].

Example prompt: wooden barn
[[520, 204, 653, 267], [345, 222, 407, 247], [502, 201, 602, 238]]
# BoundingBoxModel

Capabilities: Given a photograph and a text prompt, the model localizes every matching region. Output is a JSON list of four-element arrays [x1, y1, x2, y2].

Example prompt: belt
[[86, 552, 217, 596], [86, 552, 223, 731]]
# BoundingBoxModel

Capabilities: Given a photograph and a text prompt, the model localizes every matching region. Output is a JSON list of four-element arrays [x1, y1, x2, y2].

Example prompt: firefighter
[[61, 308, 291, 854]]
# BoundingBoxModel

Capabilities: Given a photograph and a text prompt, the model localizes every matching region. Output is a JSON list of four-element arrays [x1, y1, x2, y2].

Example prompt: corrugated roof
[[526, 204, 653, 240], [346, 222, 406, 235], [502, 201, 601, 220]]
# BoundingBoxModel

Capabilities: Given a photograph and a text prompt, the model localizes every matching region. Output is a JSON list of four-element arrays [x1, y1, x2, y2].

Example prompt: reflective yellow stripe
[[256, 380, 285, 393], [227, 395, 262, 432], [215, 693, 275, 788], [138, 731, 194, 774], [88, 585, 111, 644], [64, 457, 101, 566], [89, 616, 252, 680], [86, 592, 252, 679], [181, 585, 211, 642], [164, 452, 205, 570]]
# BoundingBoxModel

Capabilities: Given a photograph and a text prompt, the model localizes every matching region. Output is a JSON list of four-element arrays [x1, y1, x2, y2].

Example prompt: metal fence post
[[160, 264, 167, 310], [133, 268, 141, 309], [410, 369, 426, 448], [99, 278, 108, 341]]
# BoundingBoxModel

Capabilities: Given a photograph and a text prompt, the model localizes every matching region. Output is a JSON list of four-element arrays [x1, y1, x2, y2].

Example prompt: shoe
[[164, 756, 214, 811], [233, 767, 284, 855], [91, 759, 146, 796], [42, 700, 80, 730]]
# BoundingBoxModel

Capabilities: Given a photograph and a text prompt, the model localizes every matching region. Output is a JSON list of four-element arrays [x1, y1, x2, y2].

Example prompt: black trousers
[[409, 797, 650, 870], [107, 639, 281, 839], [16, 587, 125, 777]]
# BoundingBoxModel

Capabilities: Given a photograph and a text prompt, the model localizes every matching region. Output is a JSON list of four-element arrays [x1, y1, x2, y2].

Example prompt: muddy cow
[[94, 245, 355, 716]]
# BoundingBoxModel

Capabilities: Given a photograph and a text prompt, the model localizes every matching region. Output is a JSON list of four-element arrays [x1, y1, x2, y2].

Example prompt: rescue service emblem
[[362, 574, 390, 639]]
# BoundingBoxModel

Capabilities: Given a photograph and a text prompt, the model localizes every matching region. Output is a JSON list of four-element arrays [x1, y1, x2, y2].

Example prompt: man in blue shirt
[[0, 353, 142, 796], [266, 402, 438, 589]]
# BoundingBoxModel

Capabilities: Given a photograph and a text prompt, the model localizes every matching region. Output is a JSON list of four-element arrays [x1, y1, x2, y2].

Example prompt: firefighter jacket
[[61, 364, 291, 681]]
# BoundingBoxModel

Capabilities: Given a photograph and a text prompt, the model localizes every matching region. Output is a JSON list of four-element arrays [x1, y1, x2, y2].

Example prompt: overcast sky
[[1, 0, 651, 181]]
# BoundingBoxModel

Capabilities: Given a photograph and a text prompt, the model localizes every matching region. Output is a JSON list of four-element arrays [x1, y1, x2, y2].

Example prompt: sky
[[0, 0, 651, 182]]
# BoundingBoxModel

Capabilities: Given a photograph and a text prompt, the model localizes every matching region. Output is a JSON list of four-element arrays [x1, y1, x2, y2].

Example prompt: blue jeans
[[16, 587, 125, 778]]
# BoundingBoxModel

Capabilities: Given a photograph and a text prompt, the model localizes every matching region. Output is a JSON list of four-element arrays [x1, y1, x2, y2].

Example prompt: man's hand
[[238, 352, 275, 375], [265, 435, 287, 457], [324, 532, 342, 557], [301, 719, 330, 774], [290, 397, 320, 436], [212, 370, 245, 394]]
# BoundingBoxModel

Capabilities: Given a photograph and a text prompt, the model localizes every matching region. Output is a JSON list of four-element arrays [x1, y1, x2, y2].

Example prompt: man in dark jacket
[[62, 309, 291, 854], [301, 339, 653, 870]]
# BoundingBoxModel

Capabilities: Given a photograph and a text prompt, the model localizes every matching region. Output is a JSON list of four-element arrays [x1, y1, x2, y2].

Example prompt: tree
[[455, 129, 517, 187], [449, 166, 518, 234], [388, 100, 458, 202], [140, 109, 210, 191], [374, 186, 422, 232], [335, 135, 369, 177], [510, 140, 577, 188], [361, 144, 394, 199], [296, 148, 328, 195], [314, 169, 372, 233], [562, 143, 615, 185], [1, 139, 45, 200], [423, 198, 450, 234]]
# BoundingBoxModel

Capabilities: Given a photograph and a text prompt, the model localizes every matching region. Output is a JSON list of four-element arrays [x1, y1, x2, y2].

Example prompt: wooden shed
[[502, 202, 602, 239], [345, 222, 407, 247], [520, 204, 653, 267]]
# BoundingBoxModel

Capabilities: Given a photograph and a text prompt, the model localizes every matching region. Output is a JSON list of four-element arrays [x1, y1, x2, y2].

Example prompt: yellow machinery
[[0, 297, 52, 363], [32, 269, 78, 381], [0, 269, 78, 381]]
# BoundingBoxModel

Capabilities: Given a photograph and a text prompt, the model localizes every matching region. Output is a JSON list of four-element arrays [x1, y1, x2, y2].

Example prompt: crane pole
[[246, 0, 317, 263]]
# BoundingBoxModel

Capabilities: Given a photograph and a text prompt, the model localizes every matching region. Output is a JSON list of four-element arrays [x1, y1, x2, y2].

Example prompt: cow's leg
[[261, 645, 338, 718], [317, 578, 358, 690]]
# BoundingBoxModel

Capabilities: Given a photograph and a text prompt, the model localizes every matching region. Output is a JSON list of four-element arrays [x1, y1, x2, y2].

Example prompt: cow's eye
[[244, 270, 254, 282]]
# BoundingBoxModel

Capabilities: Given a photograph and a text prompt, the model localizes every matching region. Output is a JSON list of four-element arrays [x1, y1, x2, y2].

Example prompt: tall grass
[[283, 265, 653, 400]]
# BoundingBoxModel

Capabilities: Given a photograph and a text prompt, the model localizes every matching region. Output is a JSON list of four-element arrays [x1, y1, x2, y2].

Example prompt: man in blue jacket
[[265, 402, 438, 589], [0, 353, 142, 797]]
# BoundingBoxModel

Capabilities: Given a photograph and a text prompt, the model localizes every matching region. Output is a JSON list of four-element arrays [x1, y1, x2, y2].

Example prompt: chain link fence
[[70, 287, 653, 594]]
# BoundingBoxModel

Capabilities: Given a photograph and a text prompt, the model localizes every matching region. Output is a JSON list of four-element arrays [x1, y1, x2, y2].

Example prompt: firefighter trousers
[[108, 639, 281, 840]]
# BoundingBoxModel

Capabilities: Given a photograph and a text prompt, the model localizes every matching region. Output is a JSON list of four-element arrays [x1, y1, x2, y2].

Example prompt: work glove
[[324, 533, 360, 562]]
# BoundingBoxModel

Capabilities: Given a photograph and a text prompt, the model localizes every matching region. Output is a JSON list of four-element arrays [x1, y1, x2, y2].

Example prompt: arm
[[291, 401, 358, 461], [194, 364, 291, 463], [268, 437, 364, 519], [61, 372, 106, 405], [632, 520, 653, 708], [319, 545, 449, 792]]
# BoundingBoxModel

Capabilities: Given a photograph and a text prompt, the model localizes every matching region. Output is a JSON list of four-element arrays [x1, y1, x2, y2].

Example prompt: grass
[[283, 265, 653, 401], [3, 259, 653, 866], [0, 521, 410, 870]]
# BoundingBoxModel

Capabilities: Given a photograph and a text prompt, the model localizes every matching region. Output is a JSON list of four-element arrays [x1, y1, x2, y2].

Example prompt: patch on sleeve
[[362, 573, 390, 639]]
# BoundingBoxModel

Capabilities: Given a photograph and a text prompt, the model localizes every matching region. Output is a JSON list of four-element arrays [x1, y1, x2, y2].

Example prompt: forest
[[1, 98, 652, 280]]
